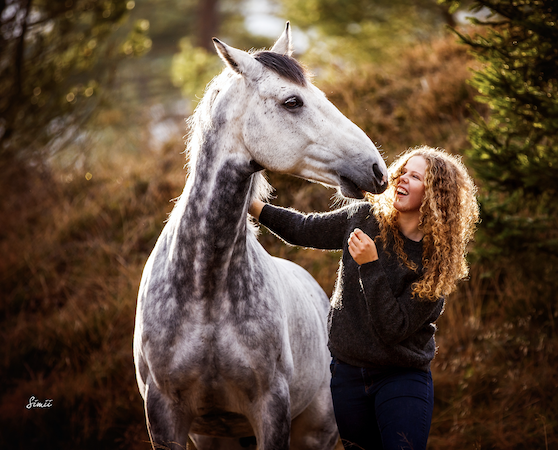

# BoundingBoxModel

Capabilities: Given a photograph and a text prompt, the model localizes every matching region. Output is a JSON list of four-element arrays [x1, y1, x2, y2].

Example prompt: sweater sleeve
[[259, 202, 365, 250], [357, 261, 444, 345]]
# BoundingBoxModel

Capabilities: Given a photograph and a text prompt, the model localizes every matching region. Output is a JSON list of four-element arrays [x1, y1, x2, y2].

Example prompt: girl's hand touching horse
[[249, 199, 266, 220], [348, 228, 378, 265]]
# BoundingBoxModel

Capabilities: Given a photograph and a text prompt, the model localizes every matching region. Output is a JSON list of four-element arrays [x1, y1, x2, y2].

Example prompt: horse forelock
[[253, 51, 309, 86]]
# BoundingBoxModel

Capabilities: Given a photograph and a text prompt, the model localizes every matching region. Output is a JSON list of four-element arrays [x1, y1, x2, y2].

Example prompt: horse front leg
[[290, 374, 338, 450], [144, 380, 192, 450], [250, 377, 292, 450]]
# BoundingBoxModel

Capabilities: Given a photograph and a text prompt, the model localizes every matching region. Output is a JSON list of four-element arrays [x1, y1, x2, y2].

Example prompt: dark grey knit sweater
[[259, 201, 445, 372]]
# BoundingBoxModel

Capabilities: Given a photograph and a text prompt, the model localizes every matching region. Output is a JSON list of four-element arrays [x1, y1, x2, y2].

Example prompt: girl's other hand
[[348, 228, 379, 265]]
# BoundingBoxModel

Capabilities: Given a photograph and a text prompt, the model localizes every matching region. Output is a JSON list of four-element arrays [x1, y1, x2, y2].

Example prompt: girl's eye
[[283, 96, 303, 110]]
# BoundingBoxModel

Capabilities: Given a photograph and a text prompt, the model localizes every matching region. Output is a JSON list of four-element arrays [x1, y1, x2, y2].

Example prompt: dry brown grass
[[1, 31, 556, 449], [0, 142, 185, 449], [431, 263, 558, 449]]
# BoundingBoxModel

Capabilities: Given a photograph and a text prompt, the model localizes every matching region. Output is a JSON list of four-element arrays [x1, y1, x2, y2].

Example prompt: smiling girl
[[250, 146, 479, 450]]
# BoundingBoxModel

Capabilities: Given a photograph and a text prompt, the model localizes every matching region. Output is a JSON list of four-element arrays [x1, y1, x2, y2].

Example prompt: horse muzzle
[[338, 163, 387, 199]]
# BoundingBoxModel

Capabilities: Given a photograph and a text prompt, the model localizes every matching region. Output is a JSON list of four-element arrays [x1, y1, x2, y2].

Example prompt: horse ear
[[213, 38, 261, 79], [270, 21, 293, 56]]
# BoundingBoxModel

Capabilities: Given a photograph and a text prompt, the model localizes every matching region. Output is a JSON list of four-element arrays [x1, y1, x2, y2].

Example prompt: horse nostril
[[372, 163, 384, 181]]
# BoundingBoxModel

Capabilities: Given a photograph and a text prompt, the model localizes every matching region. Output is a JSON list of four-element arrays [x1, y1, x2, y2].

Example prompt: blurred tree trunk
[[0, 0, 31, 152], [197, 0, 219, 50]]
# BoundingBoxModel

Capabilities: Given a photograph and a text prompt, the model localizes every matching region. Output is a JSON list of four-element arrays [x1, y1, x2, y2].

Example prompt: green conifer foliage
[[452, 0, 558, 257]]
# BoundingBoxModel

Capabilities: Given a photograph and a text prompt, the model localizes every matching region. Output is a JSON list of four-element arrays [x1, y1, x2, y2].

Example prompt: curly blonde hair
[[366, 146, 479, 301]]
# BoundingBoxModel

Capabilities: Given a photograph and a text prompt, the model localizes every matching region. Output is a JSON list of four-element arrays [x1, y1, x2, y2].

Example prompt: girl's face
[[393, 155, 427, 213]]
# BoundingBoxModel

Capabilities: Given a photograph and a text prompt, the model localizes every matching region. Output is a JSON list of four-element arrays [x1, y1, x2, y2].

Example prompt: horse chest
[[144, 290, 285, 372], [145, 319, 286, 412]]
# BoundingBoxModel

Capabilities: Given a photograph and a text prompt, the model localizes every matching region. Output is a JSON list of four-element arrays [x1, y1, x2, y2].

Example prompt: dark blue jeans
[[330, 357, 434, 450]]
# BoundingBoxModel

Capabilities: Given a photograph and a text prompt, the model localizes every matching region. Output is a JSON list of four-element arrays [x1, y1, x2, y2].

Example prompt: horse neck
[[169, 136, 257, 291]]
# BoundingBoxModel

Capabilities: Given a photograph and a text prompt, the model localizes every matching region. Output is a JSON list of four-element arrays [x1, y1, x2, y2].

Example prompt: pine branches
[[448, 0, 558, 257]]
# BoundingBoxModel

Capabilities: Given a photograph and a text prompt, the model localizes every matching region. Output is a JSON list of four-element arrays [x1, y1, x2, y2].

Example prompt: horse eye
[[283, 96, 303, 110]]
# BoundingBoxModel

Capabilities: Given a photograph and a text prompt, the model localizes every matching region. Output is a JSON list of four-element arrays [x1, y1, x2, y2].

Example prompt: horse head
[[211, 22, 387, 199]]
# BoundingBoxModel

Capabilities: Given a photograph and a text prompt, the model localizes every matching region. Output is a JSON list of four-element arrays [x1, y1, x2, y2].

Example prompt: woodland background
[[1, 0, 557, 448]]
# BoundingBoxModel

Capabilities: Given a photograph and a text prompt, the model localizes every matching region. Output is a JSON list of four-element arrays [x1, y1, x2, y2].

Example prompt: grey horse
[[133, 23, 387, 450]]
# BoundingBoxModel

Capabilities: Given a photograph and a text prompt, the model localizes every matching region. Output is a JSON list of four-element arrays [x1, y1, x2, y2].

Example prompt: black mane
[[254, 51, 308, 86]]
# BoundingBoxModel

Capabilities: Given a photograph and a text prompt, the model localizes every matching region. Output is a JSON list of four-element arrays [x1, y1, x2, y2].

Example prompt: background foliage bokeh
[[1, 0, 557, 448]]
